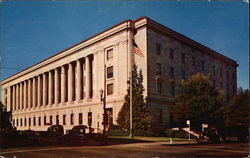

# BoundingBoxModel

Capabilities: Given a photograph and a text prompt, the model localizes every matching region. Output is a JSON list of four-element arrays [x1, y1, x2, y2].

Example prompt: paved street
[[0, 142, 248, 158]]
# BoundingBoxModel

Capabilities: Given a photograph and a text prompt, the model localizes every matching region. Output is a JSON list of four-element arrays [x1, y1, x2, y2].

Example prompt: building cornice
[[134, 17, 238, 68], [1, 19, 134, 85]]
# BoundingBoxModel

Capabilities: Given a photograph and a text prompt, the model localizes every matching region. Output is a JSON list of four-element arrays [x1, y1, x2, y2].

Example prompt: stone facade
[[0, 17, 238, 133]]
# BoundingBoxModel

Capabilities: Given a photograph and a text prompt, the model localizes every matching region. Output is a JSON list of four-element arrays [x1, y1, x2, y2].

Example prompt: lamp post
[[100, 64, 107, 137]]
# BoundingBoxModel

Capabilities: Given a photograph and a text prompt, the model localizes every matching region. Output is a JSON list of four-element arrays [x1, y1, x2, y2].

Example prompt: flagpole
[[129, 22, 133, 139]]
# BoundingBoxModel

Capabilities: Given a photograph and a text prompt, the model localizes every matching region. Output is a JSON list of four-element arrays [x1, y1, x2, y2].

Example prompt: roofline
[[1, 19, 134, 84], [136, 17, 238, 67]]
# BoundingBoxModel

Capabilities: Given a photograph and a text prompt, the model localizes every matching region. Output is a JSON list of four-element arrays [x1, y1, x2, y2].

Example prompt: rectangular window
[[226, 71, 229, 79], [192, 57, 195, 67], [213, 65, 216, 75], [201, 60, 205, 71], [70, 114, 74, 125], [20, 118, 22, 127], [33, 117, 36, 126], [107, 49, 113, 60], [182, 70, 186, 79], [169, 48, 174, 59], [181, 53, 185, 63], [50, 116, 53, 125], [157, 109, 162, 123], [107, 66, 113, 79], [63, 115, 66, 125], [88, 112, 92, 126], [13, 119, 15, 126], [171, 85, 175, 97], [38, 117, 41, 126], [220, 82, 223, 90], [29, 118, 31, 126], [170, 67, 174, 79], [79, 113, 83, 125], [107, 83, 114, 95], [157, 82, 162, 94], [156, 63, 161, 76], [56, 115, 59, 125], [232, 73, 235, 81], [213, 80, 216, 88], [44, 116, 46, 125], [220, 68, 222, 77], [156, 43, 161, 55]]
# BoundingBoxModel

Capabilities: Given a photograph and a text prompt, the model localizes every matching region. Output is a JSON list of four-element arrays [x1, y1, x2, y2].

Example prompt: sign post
[[186, 120, 190, 141]]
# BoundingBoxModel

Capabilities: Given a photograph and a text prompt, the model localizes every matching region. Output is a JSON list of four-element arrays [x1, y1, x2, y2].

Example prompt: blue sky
[[0, 1, 249, 89]]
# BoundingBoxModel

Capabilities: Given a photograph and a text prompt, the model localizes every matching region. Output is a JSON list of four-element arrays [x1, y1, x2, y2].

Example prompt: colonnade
[[9, 55, 94, 111]]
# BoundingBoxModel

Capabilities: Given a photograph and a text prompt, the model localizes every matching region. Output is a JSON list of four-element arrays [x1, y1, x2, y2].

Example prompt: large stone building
[[0, 17, 238, 133]]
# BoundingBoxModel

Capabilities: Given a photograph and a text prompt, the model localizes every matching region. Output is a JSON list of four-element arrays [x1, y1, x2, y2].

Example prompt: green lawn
[[108, 136, 192, 142]]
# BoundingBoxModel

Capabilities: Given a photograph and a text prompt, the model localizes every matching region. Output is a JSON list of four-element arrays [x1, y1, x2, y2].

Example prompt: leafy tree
[[171, 73, 224, 130], [117, 65, 151, 135], [224, 89, 249, 140], [0, 101, 13, 134]]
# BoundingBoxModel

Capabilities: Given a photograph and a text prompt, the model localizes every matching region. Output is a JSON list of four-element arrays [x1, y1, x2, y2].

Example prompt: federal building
[[0, 17, 238, 133]]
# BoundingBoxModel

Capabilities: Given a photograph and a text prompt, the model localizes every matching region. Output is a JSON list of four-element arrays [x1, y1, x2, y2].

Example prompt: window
[[220, 68, 222, 77], [63, 114, 66, 125], [226, 71, 229, 79], [156, 82, 162, 94], [181, 53, 185, 63], [213, 65, 216, 75], [232, 73, 235, 81], [79, 113, 83, 125], [71, 114, 74, 125], [56, 115, 59, 125], [44, 116, 46, 125], [88, 112, 92, 126], [50, 116, 53, 125], [20, 118, 22, 127], [107, 83, 114, 95], [13, 119, 15, 126], [201, 60, 205, 71], [220, 82, 223, 90], [38, 117, 41, 126], [227, 84, 229, 93], [156, 43, 161, 55], [107, 66, 113, 78], [169, 48, 174, 59], [182, 70, 186, 79], [157, 109, 162, 123], [107, 49, 113, 60], [171, 85, 175, 97], [29, 118, 31, 126], [170, 67, 174, 79], [33, 117, 36, 126], [192, 57, 196, 67], [213, 80, 216, 88], [156, 63, 161, 76]]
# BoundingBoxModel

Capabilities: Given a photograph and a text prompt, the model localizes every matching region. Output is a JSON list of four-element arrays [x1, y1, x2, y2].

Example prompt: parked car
[[84, 133, 107, 145], [58, 130, 87, 145], [72, 125, 87, 134], [47, 125, 64, 137]]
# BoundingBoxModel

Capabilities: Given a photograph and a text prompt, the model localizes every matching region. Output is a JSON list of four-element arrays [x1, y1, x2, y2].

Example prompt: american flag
[[132, 40, 144, 57]]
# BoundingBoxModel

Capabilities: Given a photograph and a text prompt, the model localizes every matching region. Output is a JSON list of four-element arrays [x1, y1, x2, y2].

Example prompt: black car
[[58, 130, 87, 145]]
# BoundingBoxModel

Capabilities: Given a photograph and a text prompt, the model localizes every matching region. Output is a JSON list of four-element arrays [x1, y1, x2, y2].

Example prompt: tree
[[0, 101, 13, 134], [171, 73, 224, 130], [224, 89, 249, 140], [117, 65, 151, 135]]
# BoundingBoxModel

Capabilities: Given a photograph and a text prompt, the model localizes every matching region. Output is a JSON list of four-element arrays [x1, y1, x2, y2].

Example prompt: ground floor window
[[79, 113, 83, 125], [63, 114, 66, 125], [71, 114, 74, 125]]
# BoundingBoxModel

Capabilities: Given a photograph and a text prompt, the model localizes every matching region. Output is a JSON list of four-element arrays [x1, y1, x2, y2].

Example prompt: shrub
[[107, 129, 128, 136]]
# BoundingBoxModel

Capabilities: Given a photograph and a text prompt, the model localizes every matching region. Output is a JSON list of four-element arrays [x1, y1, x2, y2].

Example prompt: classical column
[[37, 75, 41, 106], [93, 53, 97, 98], [17, 83, 20, 110], [43, 73, 47, 106], [20, 82, 23, 109], [33, 77, 36, 107], [48, 71, 53, 105], [24, 81, 27, 109], [7, 87, 11, 111], [61, 66, 66, 103], [54, 68, 59, 104], [13, 85, 16, 111], [86, 56, 90, 99], [68, 63, 73, 102], [77, 59, 82, 101], [28, 79, 32, 108]]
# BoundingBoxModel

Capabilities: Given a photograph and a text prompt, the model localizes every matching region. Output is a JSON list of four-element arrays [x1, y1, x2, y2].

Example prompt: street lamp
[[100, 88, 107, 137]]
